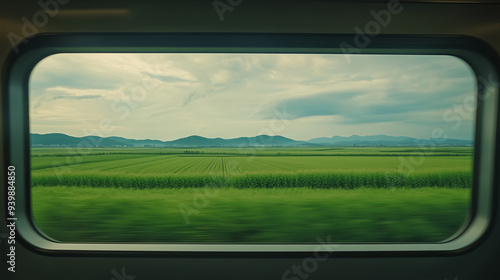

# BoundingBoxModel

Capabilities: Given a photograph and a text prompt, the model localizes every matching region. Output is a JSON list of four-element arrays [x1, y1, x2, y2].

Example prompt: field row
[[31, 147, 474, 157], [32, 170, 472, 189], [32, 154, 473, 176]]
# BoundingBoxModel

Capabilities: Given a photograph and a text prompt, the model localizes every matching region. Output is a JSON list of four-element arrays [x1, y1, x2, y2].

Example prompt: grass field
[[31, 146, 473, 243], [33, 187, 469, 243]]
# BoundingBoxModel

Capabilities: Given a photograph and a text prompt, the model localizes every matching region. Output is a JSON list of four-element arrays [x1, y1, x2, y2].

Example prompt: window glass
[[30, 53, 475, 243]]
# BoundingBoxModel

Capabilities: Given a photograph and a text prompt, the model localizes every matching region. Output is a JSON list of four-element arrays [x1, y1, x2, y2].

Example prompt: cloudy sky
[[29, 53, 476, 141]]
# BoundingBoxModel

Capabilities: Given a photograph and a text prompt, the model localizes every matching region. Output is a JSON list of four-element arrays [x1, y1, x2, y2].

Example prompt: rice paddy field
[[31, 146, 473, 243]]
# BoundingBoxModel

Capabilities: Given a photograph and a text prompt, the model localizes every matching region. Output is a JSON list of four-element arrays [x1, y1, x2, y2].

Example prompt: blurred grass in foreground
[[32, 186, 470, 243]]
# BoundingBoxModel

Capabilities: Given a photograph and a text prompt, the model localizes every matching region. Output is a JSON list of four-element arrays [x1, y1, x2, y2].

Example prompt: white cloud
[[29, 53, 476, 140]]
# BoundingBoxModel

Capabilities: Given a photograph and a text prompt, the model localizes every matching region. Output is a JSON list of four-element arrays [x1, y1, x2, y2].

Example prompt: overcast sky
[[29, 53, 476, 141]]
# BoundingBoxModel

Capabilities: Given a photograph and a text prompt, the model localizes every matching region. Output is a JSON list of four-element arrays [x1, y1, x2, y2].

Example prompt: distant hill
[[30, 133, 309, 148], [167, 135, 305, 147], [30, 133, 473, 148], [308, 134, 472, 146], [30, 133, 166, 147], [309, 134, 414, 144]]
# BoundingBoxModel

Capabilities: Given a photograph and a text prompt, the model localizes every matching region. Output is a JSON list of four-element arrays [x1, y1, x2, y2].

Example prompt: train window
[[4, 1, 500, 279], [28, 52, 475, 242], [7, 34, 498, 253]]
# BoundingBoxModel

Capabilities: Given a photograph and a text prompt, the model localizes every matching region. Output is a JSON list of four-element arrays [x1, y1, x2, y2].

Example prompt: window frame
[[5, 33, 499, 255]]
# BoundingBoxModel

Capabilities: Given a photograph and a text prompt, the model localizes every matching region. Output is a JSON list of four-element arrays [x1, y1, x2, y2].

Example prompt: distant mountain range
[[307, 135, 472, 146], [30, 133, 473, 147]]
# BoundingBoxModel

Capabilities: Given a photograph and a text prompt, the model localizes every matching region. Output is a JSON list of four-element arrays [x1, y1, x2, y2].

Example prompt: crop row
[[31, 170, 472, 189]]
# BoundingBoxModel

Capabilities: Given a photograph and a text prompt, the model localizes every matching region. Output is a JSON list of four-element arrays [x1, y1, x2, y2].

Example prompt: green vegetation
[[31, 146, 473, 157], [32, 186, 470, 243], [32, 170, 471, 189], [30, 147, 473, 243]]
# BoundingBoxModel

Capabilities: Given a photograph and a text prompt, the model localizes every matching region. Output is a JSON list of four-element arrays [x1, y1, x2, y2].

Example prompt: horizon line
[[30, 132, 474, 142]]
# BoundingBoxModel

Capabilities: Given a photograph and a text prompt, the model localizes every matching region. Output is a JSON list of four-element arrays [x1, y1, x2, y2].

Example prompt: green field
[[31, 147, 473, 243]]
